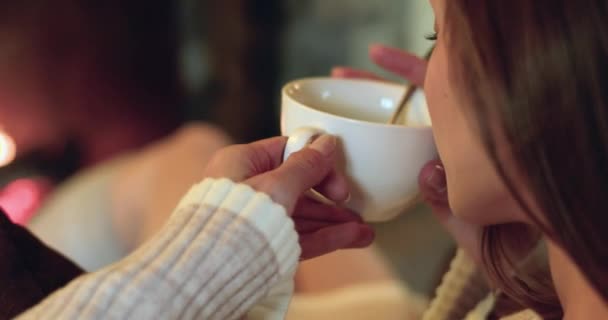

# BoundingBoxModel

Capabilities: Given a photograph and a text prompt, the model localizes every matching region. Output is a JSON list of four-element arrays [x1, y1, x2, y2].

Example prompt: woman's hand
[[331, 44, 427, 87], [203, 135, 374, 260], [334, 44, 482, 262]]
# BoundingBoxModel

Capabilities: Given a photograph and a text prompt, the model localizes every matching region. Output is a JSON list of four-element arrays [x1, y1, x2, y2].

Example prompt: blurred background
[[0, 0, 452, 299]]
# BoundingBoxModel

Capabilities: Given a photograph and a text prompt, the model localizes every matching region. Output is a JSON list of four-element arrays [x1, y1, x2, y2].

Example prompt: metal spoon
[[387, 45, 435, 125]]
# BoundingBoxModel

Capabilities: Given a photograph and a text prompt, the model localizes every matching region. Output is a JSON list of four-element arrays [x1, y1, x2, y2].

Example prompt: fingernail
[[354, 227, 375, 247], [344, 192, 352, 203], [369, 43, 384, 52], [310, 134, 337, 157], [331, 67, 345, 77], [426, 164, 447, 194]]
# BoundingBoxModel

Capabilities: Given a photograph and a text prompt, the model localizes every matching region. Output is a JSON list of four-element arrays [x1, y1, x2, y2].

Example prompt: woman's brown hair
[[443, 0, 608, 318]]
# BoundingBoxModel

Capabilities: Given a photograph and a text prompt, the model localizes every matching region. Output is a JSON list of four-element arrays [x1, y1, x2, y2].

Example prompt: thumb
[[246, 134, 337, 212]]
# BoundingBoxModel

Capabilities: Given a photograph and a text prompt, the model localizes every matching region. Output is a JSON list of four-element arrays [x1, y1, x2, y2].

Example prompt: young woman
[[6, 0, 608, 318], [336, 0, 608, 318]]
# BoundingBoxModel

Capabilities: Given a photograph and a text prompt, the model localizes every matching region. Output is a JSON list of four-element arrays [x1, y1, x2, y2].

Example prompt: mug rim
[[282, 77, 432, 132]]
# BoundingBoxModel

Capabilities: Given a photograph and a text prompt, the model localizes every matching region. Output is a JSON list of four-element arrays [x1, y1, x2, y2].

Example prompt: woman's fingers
[[313, 169, 350, 203], [292, 197, 362, 223], [418, 160, 483, 263], [299, 222, 375, 260], [246, 135, 337, 213], [369, 44, 428, 87], [332, 45, 428, 88], [418, 159, 451, 217], [203, 136, 287, 181], [331, 67, 386, 81], [292, 198, 371, 259]]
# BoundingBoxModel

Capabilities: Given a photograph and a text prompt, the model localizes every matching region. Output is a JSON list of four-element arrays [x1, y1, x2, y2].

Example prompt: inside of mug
[[285, 78, 431, 126]]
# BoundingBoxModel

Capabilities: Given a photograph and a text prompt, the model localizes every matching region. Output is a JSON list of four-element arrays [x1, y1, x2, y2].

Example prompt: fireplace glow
[[0, 131, 16, 167]]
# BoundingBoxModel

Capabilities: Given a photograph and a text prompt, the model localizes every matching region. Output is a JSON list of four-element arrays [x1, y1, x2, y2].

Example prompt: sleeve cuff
[[19, 178, 300, 320], [178, 178, 300, 276]]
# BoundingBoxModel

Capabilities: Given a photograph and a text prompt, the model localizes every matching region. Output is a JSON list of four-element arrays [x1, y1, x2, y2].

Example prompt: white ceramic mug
[[281, 77, 436, 222]]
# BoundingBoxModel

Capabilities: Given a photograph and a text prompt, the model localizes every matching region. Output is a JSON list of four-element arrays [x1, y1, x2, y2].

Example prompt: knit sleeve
[[17, 178, 301, 320], [422, 249, 491, 320]]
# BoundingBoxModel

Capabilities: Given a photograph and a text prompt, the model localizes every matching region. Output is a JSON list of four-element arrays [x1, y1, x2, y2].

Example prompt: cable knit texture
[[17, 178, 300, 320], [422, 250, 542, 320]]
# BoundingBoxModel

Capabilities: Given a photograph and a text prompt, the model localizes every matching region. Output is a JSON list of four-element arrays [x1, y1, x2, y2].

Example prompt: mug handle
[[283, 127, 336, 205]]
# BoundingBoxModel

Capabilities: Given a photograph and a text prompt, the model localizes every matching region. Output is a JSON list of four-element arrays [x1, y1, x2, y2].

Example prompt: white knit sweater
[[18, 178, 300, 320], [19, 176, 543, 319]]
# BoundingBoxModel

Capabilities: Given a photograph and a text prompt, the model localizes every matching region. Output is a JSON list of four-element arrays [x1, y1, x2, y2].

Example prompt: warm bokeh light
[[0, 178, 52, 225], [0, 130, 16, 167]]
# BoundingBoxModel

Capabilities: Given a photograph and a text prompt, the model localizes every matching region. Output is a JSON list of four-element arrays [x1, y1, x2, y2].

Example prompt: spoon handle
[[387, 45, 435, 125]]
